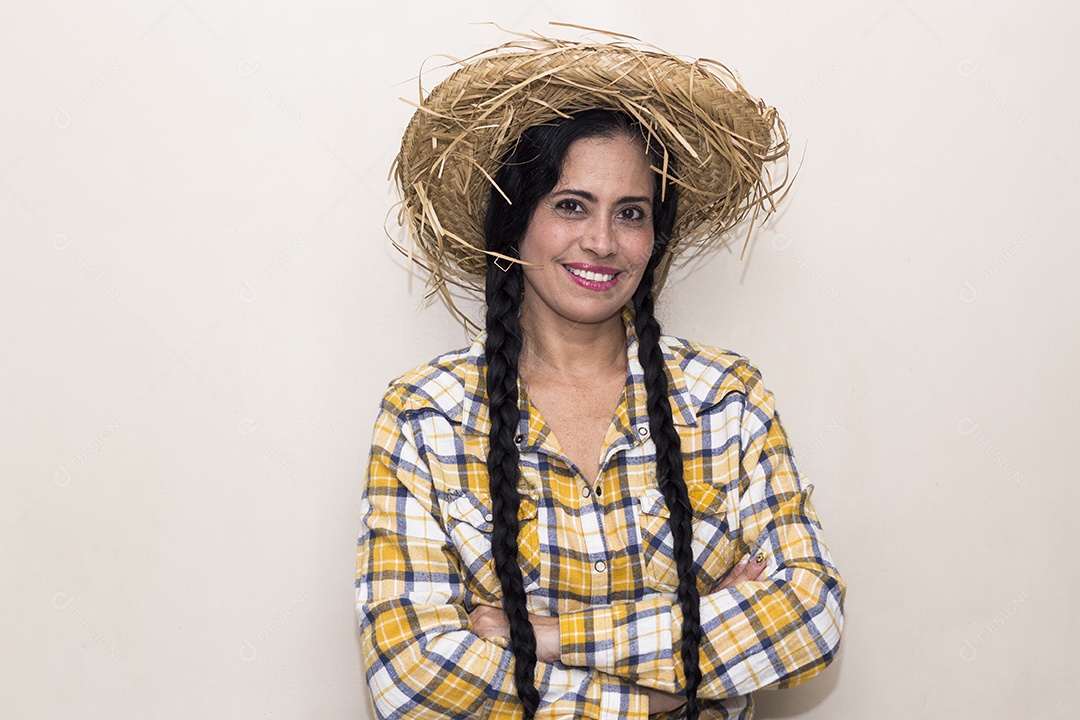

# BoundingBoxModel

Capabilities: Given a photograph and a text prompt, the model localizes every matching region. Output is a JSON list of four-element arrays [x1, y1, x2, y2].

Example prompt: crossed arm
[[468, 554, 769, 714]]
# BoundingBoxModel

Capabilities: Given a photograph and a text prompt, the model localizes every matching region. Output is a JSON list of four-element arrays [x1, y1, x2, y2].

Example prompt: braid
[[484, 248, 540, 717], [634, 260, 702, 720]]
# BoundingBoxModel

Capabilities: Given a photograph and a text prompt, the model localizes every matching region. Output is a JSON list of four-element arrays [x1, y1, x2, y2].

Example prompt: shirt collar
[[461, 335, 491, 436]]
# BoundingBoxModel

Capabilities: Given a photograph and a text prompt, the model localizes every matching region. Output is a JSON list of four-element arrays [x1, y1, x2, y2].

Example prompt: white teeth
[[567, 266, 616, 282]]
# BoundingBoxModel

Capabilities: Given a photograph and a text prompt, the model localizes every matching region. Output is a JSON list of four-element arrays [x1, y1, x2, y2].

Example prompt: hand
[[468, 604, 510, 642], [468, 605, 562, 664], [529, 613, 560, 664], [709, 550, 768, 594]]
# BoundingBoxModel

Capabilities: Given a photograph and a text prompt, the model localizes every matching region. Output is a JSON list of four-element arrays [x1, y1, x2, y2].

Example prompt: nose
[[580, 215, 617, 257]]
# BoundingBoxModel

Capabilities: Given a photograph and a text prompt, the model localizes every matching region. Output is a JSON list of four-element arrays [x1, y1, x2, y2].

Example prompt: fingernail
[[739, 554, 751, 566], [753, 551, 766, 565]]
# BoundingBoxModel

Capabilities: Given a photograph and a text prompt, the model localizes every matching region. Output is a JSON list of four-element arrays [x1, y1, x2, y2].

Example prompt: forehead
[[555, 135, 655, 192]]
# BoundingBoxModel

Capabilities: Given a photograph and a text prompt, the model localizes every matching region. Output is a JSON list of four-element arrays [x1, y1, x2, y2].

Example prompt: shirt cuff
[[558, 597, 677, 689], [574, 673, 649, 720]]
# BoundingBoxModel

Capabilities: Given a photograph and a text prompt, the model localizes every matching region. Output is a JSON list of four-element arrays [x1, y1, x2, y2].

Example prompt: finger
[[712, 550, 768, 591], [712, 555, 752, 591], [747, 549, 768, 580]]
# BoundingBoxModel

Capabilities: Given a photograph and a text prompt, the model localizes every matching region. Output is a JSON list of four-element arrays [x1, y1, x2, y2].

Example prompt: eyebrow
[[551, 188, 652, 205]]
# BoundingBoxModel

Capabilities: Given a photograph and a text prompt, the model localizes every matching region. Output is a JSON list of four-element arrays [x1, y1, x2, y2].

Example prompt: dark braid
[[483, 257, 540, 717], [482, 117, 553, 718], [480, 108, 702, 718], [633, 256, 702, 719], [634, 167, 703, 719]]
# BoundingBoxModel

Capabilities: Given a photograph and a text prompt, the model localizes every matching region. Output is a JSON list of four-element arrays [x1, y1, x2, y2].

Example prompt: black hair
[[482, 109, 700, 719]]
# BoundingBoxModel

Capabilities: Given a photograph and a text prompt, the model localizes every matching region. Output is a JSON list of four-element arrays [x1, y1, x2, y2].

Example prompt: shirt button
[[594, 560, 607, 573], [484, 512, 493, 522], [581, 485, 591, 498], [595, 485, 602, 496], [636, 425, 650, 439], [514, 434, 524, 445]]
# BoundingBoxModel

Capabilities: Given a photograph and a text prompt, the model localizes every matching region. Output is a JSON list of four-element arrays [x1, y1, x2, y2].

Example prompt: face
[[518, 134, 656, 332]]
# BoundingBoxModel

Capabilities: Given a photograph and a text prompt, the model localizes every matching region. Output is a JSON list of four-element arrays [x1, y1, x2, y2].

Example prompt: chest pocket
[[443, 490, 541, 603], [637, 481, 735, 593]]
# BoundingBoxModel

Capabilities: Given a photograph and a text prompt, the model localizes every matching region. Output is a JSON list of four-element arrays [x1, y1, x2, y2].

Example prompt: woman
[[357, 33, 845, 720]]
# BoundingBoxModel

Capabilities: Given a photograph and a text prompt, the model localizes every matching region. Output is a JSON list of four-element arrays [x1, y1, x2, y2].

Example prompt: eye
[[554, 199, 585, 214], [618, 206, 647, 222]]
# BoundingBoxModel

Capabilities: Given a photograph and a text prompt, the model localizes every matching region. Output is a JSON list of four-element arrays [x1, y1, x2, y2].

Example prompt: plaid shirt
[[356, 316, 845, 719]]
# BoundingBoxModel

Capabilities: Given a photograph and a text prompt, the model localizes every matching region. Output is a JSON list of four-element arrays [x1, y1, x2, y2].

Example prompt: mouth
[[563, 263, 620, 290], [566, 266, 616, 282]]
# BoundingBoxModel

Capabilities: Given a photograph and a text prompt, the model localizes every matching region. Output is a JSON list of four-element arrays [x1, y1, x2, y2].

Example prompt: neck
[[518, 307, 628, 382]]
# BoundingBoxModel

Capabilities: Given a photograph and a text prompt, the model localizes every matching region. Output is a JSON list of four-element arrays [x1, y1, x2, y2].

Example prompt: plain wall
[[4, 1, 1077, 718]]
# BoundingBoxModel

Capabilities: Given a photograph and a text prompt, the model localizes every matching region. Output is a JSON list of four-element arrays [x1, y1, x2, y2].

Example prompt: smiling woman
[[356, 32, 845, 720]]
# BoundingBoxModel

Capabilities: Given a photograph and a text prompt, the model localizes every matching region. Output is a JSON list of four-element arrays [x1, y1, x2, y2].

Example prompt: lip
[[563, 262, 621, 291]]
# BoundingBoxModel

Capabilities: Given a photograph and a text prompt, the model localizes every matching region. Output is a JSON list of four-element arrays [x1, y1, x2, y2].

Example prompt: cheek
[[518, 218, 561, 265], [628, 235, 656, 271]]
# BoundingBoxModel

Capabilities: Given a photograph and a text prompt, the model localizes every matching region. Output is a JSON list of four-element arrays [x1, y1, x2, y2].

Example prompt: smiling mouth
[[565, 265, 617, 283]]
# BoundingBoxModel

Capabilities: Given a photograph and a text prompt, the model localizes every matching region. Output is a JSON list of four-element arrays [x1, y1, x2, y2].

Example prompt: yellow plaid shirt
[[356, 317, 845, 719]]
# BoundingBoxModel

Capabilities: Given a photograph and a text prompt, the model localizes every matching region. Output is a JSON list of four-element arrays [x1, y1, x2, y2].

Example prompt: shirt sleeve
[[356, 390, 651, 719], [557, 377, 846, 698]]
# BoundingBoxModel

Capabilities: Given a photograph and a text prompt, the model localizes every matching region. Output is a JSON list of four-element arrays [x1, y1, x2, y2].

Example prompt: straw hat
[[392, 26, 789, 312]]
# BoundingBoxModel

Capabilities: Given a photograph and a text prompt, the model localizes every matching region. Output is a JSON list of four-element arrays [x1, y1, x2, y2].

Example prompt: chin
[[557, 301, 628, 327]]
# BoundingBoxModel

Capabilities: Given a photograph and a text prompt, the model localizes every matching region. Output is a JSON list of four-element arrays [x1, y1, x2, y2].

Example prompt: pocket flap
[[446, 491, 537, 532], [446, 492, 493, 532], [638, 488, 669, 518], [639, 484, 727, 518]]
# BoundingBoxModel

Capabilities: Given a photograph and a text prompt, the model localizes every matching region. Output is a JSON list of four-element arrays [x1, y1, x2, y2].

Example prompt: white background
[[3, 1, 1077, 718]]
